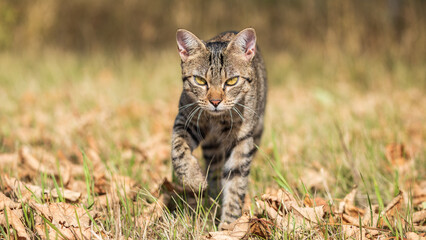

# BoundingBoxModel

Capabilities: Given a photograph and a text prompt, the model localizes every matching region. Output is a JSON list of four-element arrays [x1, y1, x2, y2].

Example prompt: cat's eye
[[194, 76, 207, 86], [225, 77, 239, 86]]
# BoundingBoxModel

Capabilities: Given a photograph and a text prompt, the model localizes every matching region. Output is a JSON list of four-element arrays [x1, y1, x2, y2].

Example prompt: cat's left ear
[[226, 28, 256, 61]]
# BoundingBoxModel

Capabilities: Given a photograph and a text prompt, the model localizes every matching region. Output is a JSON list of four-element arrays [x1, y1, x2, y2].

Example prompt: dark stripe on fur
[[224, 211, 241, 220], [241, 147, 257, 158], [222, 167, 250, 179], [186, 127, 200, 144], [202, 143, 221, 150]]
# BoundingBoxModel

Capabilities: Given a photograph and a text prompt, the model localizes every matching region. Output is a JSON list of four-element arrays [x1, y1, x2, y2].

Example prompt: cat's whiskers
[[226, 109, 234, 138], [232, 107, 245, 121], [196, 109, 204, 140], [179, 102, 196, 111], [235, 103, 260, 119], [185, 107, 201, 130]]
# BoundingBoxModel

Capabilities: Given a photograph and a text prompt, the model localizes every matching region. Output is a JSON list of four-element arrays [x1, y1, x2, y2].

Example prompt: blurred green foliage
[[0, 0, 425, 60]]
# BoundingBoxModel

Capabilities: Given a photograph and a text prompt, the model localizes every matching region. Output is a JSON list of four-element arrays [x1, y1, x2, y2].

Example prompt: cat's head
[[176, 28, 257, 115]]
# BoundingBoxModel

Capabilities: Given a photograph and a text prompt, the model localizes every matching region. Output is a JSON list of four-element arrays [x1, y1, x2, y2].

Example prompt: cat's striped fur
[[171, 28, 267, 227]]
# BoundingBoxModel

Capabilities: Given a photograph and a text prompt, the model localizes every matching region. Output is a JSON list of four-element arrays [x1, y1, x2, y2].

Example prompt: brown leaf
[[0, 206, 30, 239], [207, 213, 250, 240], [386, 143, 411, 165], [256, 195, 324, 232], [341, 225, 367, 240], [304, 195, 330, 213], [413, 210, 426, 224], [247, 218, 273, 239], [412, 180, 426, 207], [379, 191, 404, 227], [30, 201, 94, 239], [300, 167, 333, 191], [291, 205, 325, 224], [0, 153, 19, 167], [29, 202, 93, 227], [20, 146, 56, 176], [385, 143, 414, 175], [4, 176, 81, 202], [137, 193, 169, 228], [49, 188, 81, 202], [382, 191, 403, 218], [260, 188, 298, 214], [87, 148, 106, 173], [110, 174, 138, 200], [406, 232, 426, 240], [4, 176, 45, 200], [362, 205, 379, 228], [0, 192, 21, 210], [338, 187, 357, 214]]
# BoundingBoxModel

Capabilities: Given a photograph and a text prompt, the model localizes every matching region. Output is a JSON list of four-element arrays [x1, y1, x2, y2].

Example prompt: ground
[[0, 50, 424, 239]]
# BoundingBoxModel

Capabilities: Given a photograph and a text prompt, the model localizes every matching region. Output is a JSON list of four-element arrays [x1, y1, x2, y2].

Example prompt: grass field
[[0, 49, 425, 239]]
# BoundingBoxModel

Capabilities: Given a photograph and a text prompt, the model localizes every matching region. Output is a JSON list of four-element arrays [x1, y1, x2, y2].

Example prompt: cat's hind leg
[[202, 140, 225, 201], [220, 134, 257, 228]]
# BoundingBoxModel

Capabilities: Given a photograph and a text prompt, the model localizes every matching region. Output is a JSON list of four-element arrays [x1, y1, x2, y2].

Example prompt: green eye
[[225, 77, 239, 86], [194, 76, 207, 85]]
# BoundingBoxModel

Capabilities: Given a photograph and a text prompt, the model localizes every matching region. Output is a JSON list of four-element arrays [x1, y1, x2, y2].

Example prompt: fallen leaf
[[0, 153, 19, 167], [412, 180, 426, 207], [341, 224, 366, 240], [0, 192, 21, 210], [30, 201, 94, 239], [379, 191, 403, 227], [20, 146, 56, 176], [386, 143, 411, 165], [362, 204, 380, 228], [385, 143, 414, 175], [110, 174, 138, 200], [247, 217, 274, 239], [338, 187, 357, 214], [256, 192, 324, 232], [49, 188, 81, 202], [300, 167, 333, 191], [137, 194, 169, 228], [413, 210, 426, 224], [260, 188, 298, 214], [406, 232, 426, 240], [4, 176, 81, 202], [207, 213, 250, 240], [304, 194, 330, 213], [4, 176, 45, 200], [0, 206, 30, 239]]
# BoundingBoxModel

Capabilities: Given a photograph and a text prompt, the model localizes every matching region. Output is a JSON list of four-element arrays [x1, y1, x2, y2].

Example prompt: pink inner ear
[[178, 47, 188, 58], [244, 37, 256, 60], [177, 31, 192, 61]]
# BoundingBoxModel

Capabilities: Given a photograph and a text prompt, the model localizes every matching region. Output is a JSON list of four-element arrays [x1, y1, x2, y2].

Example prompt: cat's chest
[[202, 114, 242, 137]]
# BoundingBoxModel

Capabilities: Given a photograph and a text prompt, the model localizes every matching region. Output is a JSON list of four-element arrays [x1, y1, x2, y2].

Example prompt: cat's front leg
[[171, 119, 207, 192], [220, 134, 257, 228]]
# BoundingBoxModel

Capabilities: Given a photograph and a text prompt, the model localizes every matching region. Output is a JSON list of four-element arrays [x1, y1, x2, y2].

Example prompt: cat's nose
[[209, 99, 222, 107]]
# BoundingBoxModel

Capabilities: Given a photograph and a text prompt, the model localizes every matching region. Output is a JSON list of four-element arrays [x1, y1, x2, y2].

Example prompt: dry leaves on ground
[[205, 186, 426, 239], [30, 201, 95, 239], [0, 206, 30, 240], [206, 213, 275, 240]]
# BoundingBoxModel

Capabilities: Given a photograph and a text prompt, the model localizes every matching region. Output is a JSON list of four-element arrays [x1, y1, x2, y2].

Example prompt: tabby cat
[[171, 28, 267, 227]]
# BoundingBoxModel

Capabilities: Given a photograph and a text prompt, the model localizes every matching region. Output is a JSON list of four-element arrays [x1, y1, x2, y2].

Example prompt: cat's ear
[[176, 29, 206, 62], [226, 28, 256, 61]]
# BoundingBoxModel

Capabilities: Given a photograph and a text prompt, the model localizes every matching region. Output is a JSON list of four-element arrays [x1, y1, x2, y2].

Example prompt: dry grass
[[0, 48, 425, 239]]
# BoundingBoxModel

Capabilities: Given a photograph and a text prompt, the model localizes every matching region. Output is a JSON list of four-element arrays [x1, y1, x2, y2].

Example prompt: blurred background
[[1, 0, 425, 59]]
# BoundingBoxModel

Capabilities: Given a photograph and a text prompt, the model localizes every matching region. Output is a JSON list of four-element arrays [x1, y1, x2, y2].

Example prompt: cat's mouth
[[208, 108, 225, 115], [204, 106, 228, 116]]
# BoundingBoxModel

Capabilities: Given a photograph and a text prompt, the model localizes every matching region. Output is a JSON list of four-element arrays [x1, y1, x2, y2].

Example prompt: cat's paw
[[183, 169, 207, 192]]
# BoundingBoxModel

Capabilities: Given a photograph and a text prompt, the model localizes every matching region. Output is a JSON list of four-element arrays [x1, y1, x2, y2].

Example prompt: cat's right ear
[[176, 29, 205, 62]]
